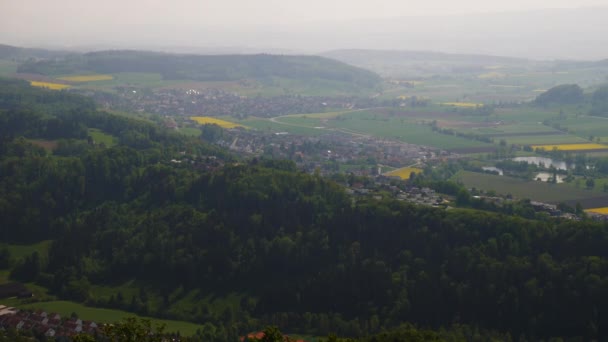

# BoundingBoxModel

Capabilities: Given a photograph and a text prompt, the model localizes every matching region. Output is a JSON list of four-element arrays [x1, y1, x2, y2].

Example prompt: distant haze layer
[[1, 1, 608, 60]]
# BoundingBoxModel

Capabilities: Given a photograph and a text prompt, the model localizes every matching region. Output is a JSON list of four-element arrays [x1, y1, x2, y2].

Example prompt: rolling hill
[[16, 49, 382, 88]]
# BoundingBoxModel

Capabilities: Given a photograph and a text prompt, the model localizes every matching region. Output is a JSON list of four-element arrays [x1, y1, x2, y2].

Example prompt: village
[[0, 305, 99, 339], [75, 87, 402, 119], [199, 125, 446, 176]]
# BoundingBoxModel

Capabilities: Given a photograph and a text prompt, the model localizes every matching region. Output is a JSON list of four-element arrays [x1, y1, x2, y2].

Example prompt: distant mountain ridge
[[320, 49, 535, 77], [321, 48, 608, 78], [323, 49, 528, 65], [0, 44, 70, 60], [15, 49, 382, 88]]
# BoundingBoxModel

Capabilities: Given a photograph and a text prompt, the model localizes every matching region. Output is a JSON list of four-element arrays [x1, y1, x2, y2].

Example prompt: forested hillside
[[16, 50, 381, 88], [3, 79, 608, 341], [534, 84, 584, 106], [0, 44, 70, 61]]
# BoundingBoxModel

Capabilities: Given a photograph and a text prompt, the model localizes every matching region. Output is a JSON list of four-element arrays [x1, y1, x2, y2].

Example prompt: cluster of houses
[[241, 331, 306, 342], [347, 179, 447, 208], [211, 127, 442, 177], [0, 306, 99, 338], [395, 186, 446, 207], [83, 86, 386, 119]]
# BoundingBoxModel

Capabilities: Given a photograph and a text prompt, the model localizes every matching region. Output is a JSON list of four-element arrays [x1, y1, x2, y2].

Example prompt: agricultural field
[[498, 134, 588, 146], [29, 81, 70, 90], [441, 102, 483, 108], [259, 104, 606, 154], [190, 116, 245, 128], [389, 103, 608, 150], [532, 143, 608, 151], [586, 207, 608, 215], [241, 117, 327, 136], [385, 166, 423, 179], [452, 171, 608, 207], [354, 53, 608, 103], [281, 110, 362, 119], [57, 74, 113, 82], [554, 116, 608, 140], [271, 109, 495, 150], [52, 72, 168, 91]]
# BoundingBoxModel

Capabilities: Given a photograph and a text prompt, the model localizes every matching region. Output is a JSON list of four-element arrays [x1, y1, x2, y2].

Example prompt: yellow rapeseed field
[[585, 207, 608, 215], [532, 143, 608, 151], [30, 81, 70, 90], [57, 74, 113, 82], [441, 102, 483, 108], [190, 116, 244, 128], [385, 167, 423, 180]]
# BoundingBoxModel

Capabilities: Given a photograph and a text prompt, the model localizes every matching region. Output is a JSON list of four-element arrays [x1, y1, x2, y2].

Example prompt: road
[[267, 108, 380, 138]]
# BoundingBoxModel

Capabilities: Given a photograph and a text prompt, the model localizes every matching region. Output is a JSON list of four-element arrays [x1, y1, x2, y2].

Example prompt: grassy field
[[80, 72, 164, 89], [556, 116, 608, 139], [467, 123, 558, 135], [59, 72, 375, 97], [88, 281, 246, 331], [452, 171, 608, 206], [18, 301, 203, 335], [368, 104, 608, 150], [273, 110, 494, 150], [0, 60, 17, 75], [281, 109, 364, 119], [263, 105, 608, 152], [242, 117, 327, 136], [323, 118, 491, 150], [7, 240, 52, 260], [178, 127, 202, 137], [500, 135, 588, 145], [88, 128, 117, 147], [383, 65, 608, 103], [441, 102, 483, 108]]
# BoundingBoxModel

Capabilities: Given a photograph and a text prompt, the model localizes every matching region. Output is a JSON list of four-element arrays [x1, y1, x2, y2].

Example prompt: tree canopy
[[535, 84, 584, 106]]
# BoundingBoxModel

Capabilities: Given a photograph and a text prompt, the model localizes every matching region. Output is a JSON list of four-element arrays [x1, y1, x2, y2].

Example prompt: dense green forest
[[591, 85, 608, 116], [16, 50, 381, 88], [3, 79, 608, 341], [535, 83, 608, 117], [534, 84, 584, 106]]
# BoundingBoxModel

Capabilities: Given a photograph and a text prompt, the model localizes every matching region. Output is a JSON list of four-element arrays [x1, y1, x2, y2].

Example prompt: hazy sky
[[2, 0, 608, 59], [3, 0, 607, 29]]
